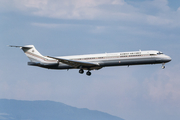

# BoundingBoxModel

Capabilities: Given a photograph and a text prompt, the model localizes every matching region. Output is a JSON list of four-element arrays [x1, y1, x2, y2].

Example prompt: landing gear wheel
[[162, 66, 165, 69], [86, 71, 91, 76], [79, 69, 84, 74]]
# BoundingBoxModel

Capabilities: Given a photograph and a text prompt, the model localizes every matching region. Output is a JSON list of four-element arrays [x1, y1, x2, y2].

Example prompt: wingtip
[[8, 45, 17, 47], [8, 45, 16, 47], [8, 45, 22, 49]]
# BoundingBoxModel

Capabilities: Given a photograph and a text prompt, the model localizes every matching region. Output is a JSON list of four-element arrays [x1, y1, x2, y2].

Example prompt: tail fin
[[9, 45, 45, 62]]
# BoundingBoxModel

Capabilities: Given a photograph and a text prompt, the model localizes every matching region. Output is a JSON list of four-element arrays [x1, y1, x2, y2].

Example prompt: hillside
[[0, 99, 124, 120]]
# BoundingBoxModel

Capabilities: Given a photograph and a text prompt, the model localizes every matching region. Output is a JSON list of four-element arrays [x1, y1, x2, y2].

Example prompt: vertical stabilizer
[[9, 45, 45, 62]]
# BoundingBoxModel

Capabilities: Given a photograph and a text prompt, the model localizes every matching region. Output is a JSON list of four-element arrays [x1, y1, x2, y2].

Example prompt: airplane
[[9, 45, 171, 76]]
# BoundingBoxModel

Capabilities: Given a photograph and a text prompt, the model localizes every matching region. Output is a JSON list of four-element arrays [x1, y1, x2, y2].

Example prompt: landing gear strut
[[86, 71, 91, 76], [79, 69, 84, 74]]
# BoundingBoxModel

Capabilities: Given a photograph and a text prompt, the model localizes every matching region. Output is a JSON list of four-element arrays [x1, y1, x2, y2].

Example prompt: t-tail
[[9, 45, 59, 68]]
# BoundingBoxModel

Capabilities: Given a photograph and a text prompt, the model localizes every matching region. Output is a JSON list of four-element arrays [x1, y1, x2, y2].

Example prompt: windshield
[[157, 51, 163, 55]]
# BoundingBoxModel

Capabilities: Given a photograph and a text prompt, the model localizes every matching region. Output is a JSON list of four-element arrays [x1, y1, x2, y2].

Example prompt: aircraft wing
[[47, 56, 99, 68]]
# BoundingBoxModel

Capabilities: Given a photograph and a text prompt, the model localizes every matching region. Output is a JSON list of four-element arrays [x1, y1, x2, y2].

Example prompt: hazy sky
[[1, 0, 180, 120]]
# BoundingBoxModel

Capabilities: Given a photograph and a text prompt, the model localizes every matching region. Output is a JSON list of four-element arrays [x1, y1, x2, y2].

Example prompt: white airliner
[[10, 45, 171, 76]]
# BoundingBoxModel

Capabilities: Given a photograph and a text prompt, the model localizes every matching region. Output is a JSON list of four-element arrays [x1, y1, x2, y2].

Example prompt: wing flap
[[47, 56, 99, 68]]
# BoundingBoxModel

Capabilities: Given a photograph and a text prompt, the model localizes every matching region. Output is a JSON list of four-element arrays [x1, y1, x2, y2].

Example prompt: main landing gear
[[79, 69, 91, 76], [86, 71, 91, 76], [79, 69, 84, 74]]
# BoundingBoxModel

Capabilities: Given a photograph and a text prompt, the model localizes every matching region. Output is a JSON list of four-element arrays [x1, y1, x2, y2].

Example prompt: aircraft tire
[[79, 69, 84, 74], [86, 71, 91, 76], [162, 66, 165, 69]]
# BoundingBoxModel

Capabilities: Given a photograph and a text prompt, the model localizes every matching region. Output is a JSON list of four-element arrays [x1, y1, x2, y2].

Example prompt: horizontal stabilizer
[[9, 45, 33, 49]]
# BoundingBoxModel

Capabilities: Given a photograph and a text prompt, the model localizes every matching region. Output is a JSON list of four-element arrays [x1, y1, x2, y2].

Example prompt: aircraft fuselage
[[10, 45, 171, 76]]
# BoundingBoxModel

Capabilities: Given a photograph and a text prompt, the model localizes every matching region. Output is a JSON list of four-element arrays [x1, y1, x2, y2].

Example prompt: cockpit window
[[157, 51, 163, 54]]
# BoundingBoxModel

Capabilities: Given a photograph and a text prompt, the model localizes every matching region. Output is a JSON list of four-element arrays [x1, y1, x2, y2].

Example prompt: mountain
[[0, 99, 124, 120]]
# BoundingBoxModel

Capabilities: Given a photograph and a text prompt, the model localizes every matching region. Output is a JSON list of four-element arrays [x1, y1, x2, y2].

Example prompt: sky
[[0, 0, 180, 120]]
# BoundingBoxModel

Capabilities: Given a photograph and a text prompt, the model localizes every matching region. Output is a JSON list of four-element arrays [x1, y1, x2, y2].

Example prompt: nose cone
[[156, 55, 171, 63], [165, 56, 171, 63]]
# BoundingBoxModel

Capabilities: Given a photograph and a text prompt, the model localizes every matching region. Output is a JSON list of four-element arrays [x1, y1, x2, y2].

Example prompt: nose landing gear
[[162, 63, 165, 69]]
